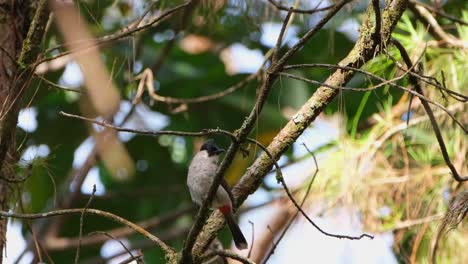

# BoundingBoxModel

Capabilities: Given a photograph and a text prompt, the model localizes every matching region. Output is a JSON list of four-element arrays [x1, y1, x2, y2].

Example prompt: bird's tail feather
[[224, 212, 248, 250]]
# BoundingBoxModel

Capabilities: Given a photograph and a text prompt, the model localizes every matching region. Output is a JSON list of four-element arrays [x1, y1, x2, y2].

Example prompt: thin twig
[[189, 0, 355, 258], [74, 185, 96, 264], [41, 1, 192, 63], [276, 177, 374, 240], [261, 143, 320, 263], [180, 4, 321, 258], [202, 249, 257, 264], [241, 139, 370, 243], [133, 68, 261, 105], [385, 214, 443, 231], [247, 221, 255, 259], [274, 0, 351, 70], [409, 0, 468, 26], [92, 231, 135, 258], [283, 64, 467, 102], [278, 72, 467, 133], [117, 253, 144, 264], [60, 111, 238, 139], [391, 38, 467, 182], [272, 8, 294, 64], [0, 208, 175, 256], [37, 75, 82, 93], [45, 204, 193, 250], [267, 0, 337, 14], [408, 3, 468, 48]]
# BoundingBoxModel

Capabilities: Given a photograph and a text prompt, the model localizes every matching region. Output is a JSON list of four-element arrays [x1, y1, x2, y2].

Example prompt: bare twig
[[192, 0, 408, 258], [261, 144, 320, 263], [278, 72, 467, 133], [385, 214, 443, 231], [275, 0, 351, 69], [90, 231, 136, 260], [267, 0, 337, 14], [244, 138, 371, 243], [117, 253, 144, 264], [272, 8, 294, 64], [186, 3, 351, 258], [74, 185, 96, 264], [409, 0, 468, 26], [60, 111, 239, 140], [276, 165, 373, 240], [133, 68, 261, 105], [391, 39, 467, 182], [408, 3, 468, 48], [37, 75, 82, 93], [45, 204, 193, 250], [247, 221, 255, 259], [283, 63, 467, 102], [81, 226, 189, 264], [0, 208, 175, 257], [41, 1, 192, 63], [202, 249, 257, 264]]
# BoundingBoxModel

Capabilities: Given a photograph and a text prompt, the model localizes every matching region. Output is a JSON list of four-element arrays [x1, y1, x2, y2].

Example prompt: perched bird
[[187, 139, 248, 250]]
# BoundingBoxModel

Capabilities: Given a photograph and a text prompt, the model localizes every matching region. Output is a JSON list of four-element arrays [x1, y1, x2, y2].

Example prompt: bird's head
[[200, 139, 225, 156]]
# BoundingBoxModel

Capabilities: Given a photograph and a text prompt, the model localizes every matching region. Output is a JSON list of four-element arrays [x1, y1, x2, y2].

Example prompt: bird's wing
[[220, 178, 236, 207]]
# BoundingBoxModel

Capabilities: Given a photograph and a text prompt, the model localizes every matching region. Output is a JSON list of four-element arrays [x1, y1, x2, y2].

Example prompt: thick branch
[[192, 0, 408, 255]]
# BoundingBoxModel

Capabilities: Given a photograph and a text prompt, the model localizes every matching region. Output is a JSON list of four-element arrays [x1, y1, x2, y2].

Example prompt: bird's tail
[[224, 211, 248, 250]]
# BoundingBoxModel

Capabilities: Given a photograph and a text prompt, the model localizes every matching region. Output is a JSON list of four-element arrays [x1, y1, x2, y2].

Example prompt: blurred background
[[5, 0, 467, 263]]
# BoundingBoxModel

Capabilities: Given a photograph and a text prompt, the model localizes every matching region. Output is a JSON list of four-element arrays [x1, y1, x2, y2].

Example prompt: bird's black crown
[[200, 139, 225, 156]]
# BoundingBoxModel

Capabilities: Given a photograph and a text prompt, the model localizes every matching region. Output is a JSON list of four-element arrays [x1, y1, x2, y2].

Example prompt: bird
[[187, 139, 248, 250]]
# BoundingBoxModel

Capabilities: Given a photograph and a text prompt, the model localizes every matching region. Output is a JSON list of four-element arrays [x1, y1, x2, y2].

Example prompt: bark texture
[[192, 0, 409, 257], [0, 1, 49, 261]]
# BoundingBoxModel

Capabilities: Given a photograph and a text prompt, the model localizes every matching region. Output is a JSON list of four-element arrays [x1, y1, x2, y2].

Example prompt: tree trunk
[[0, 1, 48, 261]]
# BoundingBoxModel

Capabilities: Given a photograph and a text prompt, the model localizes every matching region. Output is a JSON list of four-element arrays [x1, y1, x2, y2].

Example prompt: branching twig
[[202, 249, 257, 264], [267, 0, 337, 14], [272, 8, 294, 64], [278, 72, 467, 133], [409, 0, 468, 26], [89, 231, 136, 260], [41, 1, 192, 63], [283, 64, 467, 102], [191, 0, 408, 258], [276, 168, 373, 240], [0, 208, 175, 257], [274, 0, 351, 69], [408, 2, 468, 48], [261, 143, 320, 263], [186, 3, 352, 258], [117, 252, 144, 264], [242, 139, 371, 242], [45, 204, 193, 250], [60, 111, 239, 140], [133, 68, 261, 105]]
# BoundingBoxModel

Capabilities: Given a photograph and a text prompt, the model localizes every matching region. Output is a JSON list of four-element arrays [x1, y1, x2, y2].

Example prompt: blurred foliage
[[12, 0, 466, 263]]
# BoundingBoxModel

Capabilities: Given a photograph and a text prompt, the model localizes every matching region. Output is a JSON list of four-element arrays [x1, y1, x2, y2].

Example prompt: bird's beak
[[215, 149, 225, 155]]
